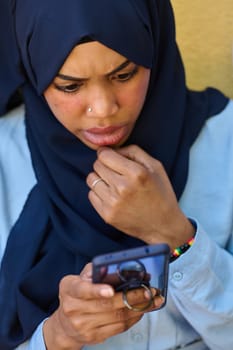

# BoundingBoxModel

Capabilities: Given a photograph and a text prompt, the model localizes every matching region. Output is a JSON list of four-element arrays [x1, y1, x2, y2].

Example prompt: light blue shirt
[[1, 101, 233, 350]]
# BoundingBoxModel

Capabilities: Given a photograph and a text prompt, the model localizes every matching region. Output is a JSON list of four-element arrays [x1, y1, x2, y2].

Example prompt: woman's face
[[44, 41, 151, 149]]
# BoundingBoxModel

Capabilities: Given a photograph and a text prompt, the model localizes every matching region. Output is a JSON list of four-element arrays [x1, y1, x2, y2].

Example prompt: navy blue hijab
[[0, 0, 228, 348]]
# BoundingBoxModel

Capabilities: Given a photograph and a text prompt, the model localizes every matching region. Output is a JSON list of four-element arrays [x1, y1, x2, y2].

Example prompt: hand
[[43, 263, 163, 350], [86, 145, 195, 250]]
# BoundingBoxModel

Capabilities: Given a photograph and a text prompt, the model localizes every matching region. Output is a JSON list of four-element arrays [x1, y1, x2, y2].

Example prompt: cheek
[[44, 90, 83, 124], [137, 72, 151, 102], [121, 80, 149, 116], [44, 90, 65, 116]]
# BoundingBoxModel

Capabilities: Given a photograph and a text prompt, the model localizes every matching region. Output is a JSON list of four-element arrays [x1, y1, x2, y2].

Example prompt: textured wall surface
[[171, 0, 233, 98]]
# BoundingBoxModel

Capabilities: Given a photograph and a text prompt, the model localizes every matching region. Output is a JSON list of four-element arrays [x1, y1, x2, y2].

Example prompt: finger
[[97, 147, 144, 176], [121, 287, 163, 312], [67, 282, 155, 311], [86, 172, 108, 190], [87, 189, 106, 220], [60, 284, 149, 316], [86, 174, 111, 214], [118, 145, 176, 194], [69, 304, 143, 329], [93, 158, 122, 187], [117, 286, 159, 308], [93, 314, 142, 339], [116, 145, 158, 173], [153, 294, 166, 309], [80, 263, 93, 281], [86, 172, 110, 196], [71, 312, 142, 345], [60, 275, 114, 300]]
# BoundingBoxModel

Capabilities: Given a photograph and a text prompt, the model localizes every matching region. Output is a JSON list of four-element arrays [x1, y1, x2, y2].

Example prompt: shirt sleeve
[[15, 320, 47, 350], [169, 219, 233, 350]]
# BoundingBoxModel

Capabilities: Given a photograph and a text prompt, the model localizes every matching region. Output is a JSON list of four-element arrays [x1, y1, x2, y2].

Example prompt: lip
[[82, 124, 129, 146]]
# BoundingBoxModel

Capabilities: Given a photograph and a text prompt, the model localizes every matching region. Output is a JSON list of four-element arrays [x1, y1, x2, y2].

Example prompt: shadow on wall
[[171, 0, 233, 98]]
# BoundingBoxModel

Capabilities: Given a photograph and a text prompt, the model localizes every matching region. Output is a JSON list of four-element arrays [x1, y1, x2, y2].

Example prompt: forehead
[[58, 41, 131, 76], [16, 0, 153, 93]]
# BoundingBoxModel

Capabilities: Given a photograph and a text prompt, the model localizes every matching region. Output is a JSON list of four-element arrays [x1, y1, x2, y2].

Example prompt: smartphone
[[92, 243, 170, 308]]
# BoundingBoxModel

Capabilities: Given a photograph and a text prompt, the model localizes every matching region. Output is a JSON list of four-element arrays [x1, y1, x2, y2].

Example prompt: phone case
[[92, 243, 170, 307]]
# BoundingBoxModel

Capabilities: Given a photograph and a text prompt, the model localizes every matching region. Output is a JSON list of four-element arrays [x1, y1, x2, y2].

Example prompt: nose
[[86, 84, 118, 118]]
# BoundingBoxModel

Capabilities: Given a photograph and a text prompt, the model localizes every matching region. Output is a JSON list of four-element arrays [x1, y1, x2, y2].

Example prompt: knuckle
[[103, 205, 118, 225], [118, 320, 130, 333], [131, 166, 148, 184], [61, 297, 75, 315], [153, 158, 164, 173], [116, 181, 129, 197], [61, 297, 79, 317], [59, 275, 69, 293], [95, 297, 114, 309], [128, 144, 139, 153], [79, 329, 99, 344], [80, 262, 92, 278], [72, 317, 86, 332], [128, 315, 143, 328], [115, 308, 125, 322], [59, 275, 77, 294], [108, 193, 119, 208]]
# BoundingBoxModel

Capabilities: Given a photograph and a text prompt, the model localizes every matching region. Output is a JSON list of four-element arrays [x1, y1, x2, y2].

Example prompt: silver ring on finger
[[122, 283, 154, 312], [91, 177, 104, 190]]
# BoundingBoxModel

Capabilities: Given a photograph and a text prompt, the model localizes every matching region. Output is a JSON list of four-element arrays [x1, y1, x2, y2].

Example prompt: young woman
[[0, 0, 232, 349]]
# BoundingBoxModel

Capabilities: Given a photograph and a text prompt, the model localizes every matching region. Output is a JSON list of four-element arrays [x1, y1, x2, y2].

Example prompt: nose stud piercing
[[87, 107, 92, 112]]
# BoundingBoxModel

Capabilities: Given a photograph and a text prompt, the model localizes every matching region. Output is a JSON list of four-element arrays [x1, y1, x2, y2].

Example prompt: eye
[[53, 82, 83, 93], [113, 66, 138, 82]]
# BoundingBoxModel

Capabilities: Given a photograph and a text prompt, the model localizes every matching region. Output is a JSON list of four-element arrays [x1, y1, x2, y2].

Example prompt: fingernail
[[81, 272, 92, 281], [144, 288, 158, 300], [99, 287, 114, 298], [154, 295, 165, 307]]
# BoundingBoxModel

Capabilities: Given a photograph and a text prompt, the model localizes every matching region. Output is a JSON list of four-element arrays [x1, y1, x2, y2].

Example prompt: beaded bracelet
[[170, 236, 195, 263]]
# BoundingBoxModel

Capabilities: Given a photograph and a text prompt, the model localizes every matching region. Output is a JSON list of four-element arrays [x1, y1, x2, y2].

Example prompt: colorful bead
[[170, 237, 195, 262]]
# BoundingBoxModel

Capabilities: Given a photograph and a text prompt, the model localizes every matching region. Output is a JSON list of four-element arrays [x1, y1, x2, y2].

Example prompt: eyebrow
[[56, 59, 131, 81]]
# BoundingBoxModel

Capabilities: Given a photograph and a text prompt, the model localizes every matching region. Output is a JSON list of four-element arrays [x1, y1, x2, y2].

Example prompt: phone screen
[[92, 244, 169, 300]]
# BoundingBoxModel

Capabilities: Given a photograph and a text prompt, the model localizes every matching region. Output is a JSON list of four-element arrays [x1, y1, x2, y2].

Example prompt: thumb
[[80, 262, 93, 281]]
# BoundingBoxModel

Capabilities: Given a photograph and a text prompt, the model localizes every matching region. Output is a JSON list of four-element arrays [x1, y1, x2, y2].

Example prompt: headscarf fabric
[[0, 0, 228, 348]]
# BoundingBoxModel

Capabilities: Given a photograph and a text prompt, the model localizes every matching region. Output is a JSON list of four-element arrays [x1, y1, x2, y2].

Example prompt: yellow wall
[[171, 0, 233, 98]]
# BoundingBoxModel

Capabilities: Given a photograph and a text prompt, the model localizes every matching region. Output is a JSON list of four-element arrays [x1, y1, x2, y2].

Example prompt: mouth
[[82, 124, 130, 147]]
